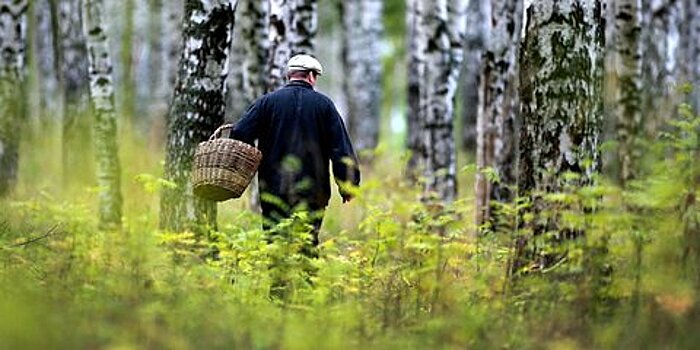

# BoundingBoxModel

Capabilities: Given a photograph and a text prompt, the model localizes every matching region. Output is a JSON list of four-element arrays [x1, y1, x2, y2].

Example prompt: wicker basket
[[192, 124, 262, 201]]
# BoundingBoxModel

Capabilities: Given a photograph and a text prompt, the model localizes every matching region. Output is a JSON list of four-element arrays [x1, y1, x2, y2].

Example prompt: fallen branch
[[11, 224, 60, 248]]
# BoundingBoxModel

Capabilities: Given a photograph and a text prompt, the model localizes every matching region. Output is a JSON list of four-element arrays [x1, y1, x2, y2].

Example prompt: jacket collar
[[286, 80, 314, 89]]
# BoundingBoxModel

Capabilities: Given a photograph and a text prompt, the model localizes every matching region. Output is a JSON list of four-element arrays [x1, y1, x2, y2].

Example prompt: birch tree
[[406, 0, 421, 175], [475, 0, 523, 226], [520, 0, 604, 194], [120, 0, 135, 123], [461, 0, 490, 151], [146, 0, 163, 116], [155, 0, 183, 119], [226, 21, 247, 119], [409, 0, 467, 202], [0, 0, 27, 197], [266, 0, 316, 91], [340, 0, 382, 156], [678, 0, 700, 109], [227, 0, 267, 119], [516, 0, 604, 270], [57, 0, 90, 185], [613, 0, 643, 186], [160, 0, 237, 232], [33, 0, 59, 118], [241, 0, 267, 104], [641, 0, 680, 135], [83, 0, 123, 228]]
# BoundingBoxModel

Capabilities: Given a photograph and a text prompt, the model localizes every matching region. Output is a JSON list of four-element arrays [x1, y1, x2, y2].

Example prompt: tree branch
[[11, 224, 60, 248]]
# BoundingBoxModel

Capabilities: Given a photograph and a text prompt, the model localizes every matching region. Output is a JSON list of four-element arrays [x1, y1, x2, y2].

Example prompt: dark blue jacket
[[231, 80, 360, 208]]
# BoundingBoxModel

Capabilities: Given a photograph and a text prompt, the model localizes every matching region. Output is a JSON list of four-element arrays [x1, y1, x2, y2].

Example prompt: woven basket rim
[[197, 138, 262, 156]]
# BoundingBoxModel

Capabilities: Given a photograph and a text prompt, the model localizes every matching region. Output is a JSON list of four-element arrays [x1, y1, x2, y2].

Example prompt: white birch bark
[[57, 0, 90, 184], [341, 0, 382, 156], [241, 0, 268, 105], [475, 0, 523, 226], [83, 0, 123, 228], [406, 0, 422, 176], [515, 0, 604, 272], [0, 0, 27, 197], [225, 19, 246, 119], [691, 0, 700, 109], [156, 0, 183, 120], [461, 0, 490, 151], [58, 0, 89, 107], [414, 0, 467, 203], [161, 0, 237, 232], [134, 1, 151, 118], [32, 0, 59, 120], [519, 0, 604, 193], [266, 0, 316, 91], [641, 0, 680, 135], [227, 0, 267, 119], [120, 0, 135, 122], [24, 0, 36, 123], [145, 0, 163, 118], [613, 0, 643, 185], [679, 0, 700, 109]]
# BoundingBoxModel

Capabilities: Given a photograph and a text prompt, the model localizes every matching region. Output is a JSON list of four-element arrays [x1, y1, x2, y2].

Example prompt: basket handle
[[209, 124, 234, 141]]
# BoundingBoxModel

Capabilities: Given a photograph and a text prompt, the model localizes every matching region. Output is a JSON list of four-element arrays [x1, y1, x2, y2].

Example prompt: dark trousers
[[260, 198, 325, 257], [261, 198, 324, 299]]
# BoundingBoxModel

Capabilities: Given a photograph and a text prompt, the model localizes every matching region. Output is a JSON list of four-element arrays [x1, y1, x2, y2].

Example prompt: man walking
[[231, 54, 360, 250]]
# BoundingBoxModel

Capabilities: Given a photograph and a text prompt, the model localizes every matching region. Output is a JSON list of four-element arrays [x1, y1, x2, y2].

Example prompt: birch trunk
[[691, 0, 700, 109], [520, 0, 604, 193], [226, 21, 246, 119], [475, 0, 523, 226], [83, 0, 123, 228], [406, 0, 422, 176], [160, 0, 237, 232], [156, 0, 183, 120], [0, 0, 27, 197], [266, 0, 316, 91], [241, 0, 267, 106], [58, 0, 90, 186], [35, 0, 58, 115], [340, 0, 382, 157], [227, 0, 267, 119], [147, 0, 163, 117], [24, 0, 36, 124], [641, 0, 680, 136], [412, 0, 466, 203], [516, 0, 604, 270], [613, 0, 643, 186], [461, 0, 490, 151], [120, 0, 135, 123], [679, 0, 700, 109]]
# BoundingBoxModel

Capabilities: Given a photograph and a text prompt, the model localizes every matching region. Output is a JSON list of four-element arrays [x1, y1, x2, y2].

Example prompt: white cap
[[287, 54, 323, 75]]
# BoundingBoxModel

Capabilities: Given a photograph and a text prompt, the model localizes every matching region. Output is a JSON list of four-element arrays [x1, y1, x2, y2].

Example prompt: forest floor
[[1, 120, 699, 349]]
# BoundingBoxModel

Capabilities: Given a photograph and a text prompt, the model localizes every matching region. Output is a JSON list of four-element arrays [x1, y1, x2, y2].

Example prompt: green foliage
[[2, 107, 700, 349]]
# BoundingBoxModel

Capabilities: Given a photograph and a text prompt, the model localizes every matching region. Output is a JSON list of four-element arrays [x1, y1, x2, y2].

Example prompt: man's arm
[[327, 103, 361, 202], [230, 98, 264, 145]]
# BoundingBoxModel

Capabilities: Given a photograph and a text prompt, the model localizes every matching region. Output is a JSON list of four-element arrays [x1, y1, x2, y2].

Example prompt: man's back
[[231, 80, 359, 208]]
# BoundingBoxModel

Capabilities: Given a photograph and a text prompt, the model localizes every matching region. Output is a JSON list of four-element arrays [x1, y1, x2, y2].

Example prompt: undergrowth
[[1, 103, 699, 349]]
